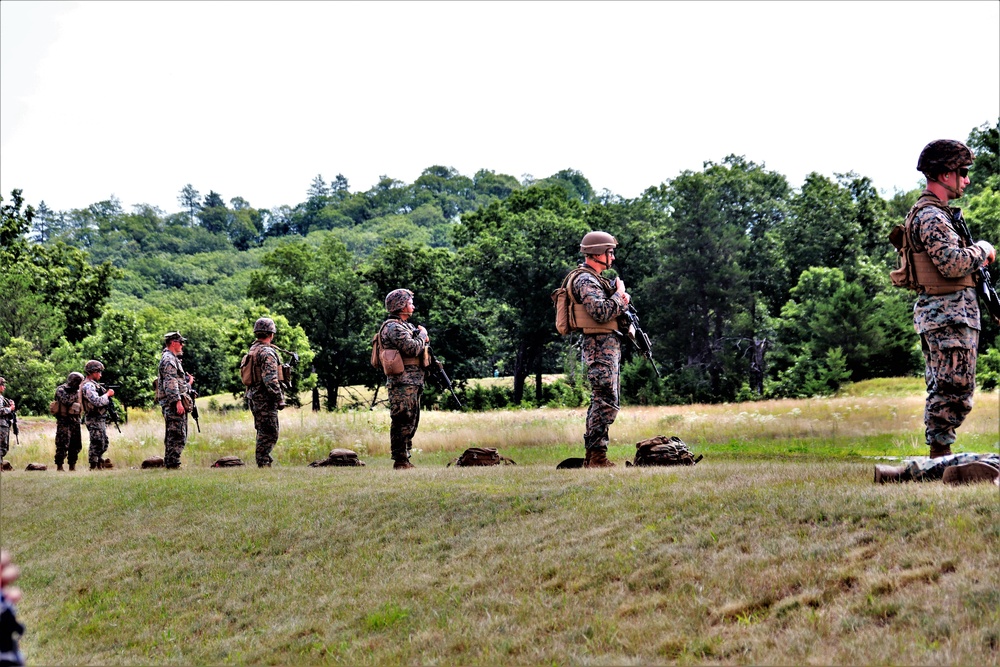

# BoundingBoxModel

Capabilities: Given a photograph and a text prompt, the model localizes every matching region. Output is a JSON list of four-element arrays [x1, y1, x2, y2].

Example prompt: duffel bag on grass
[[628, 435, 702, 467], [309, 449, 366, 467], [448, 447, 516, 467]]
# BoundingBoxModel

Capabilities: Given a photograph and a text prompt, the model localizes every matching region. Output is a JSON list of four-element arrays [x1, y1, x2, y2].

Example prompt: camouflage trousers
[[86, 418, 109, 468], [0, 423, 9, 459], [921, 325, 978, 451], [583, 333, 621, 452], [389, 385, 422, 463], [904, 452, 1000, 482], [249, 394, 280, 467], [55, 417, 82, 466], [161, 404, 188, 468]]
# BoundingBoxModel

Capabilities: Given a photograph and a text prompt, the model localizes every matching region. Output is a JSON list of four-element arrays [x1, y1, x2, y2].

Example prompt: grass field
[[1, 379, 998, 665]]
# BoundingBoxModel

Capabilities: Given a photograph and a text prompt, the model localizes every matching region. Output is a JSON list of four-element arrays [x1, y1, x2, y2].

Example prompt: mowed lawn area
[[1, 379, 998, 665]]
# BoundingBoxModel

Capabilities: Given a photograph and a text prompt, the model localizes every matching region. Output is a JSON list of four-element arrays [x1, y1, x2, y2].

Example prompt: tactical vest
[[80, 381, 105, 417], [892, 193, 976, 295], [570, 266, 620, 334]]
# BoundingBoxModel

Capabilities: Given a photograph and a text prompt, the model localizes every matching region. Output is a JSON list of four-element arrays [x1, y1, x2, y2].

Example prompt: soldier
[[0, 377, 15, 462], [53, 372, 84, 471], [378, 289, 429, 469], [157, 332, 194, 469], [244, 317, 285, 468], [567, 231, 631, 468], [909, 140, 995, 458], [80, 361, 114, 470]]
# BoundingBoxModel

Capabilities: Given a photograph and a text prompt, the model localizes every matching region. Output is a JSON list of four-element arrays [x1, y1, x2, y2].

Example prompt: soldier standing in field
[[81, 361, 114, 470], [0, 377, 15, 462], [378, 289, 429, 470], [244, 317, 285, 468], [53, 372, 84, 471], [157, 332, 194, 469], [568, 231, 631, 468], [907, 140, 995, 459]]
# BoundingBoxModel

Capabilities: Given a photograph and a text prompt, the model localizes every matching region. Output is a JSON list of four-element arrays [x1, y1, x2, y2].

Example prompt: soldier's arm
[[575, 274, 626, 324], [383, 321, 427, 357], [0, 399, 12, 418], [260, 349, 284, 400], [159, 357, 183, 404], [918, 209, 990, 278], [82, 383, 109, 407]]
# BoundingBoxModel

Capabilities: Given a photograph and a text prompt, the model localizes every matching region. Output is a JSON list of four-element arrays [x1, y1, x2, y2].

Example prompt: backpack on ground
[[1, 461, 12, 471], [628, 435, 702, 467], [309, 448, 366, 467], [447, 447, 516, 467], [25, 463, 47, 471], [141, 456, 165, 469], [212, 456, 246, 468]]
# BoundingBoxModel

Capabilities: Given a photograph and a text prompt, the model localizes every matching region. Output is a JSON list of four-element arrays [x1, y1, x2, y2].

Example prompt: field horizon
[[1, 378, 998, 665]]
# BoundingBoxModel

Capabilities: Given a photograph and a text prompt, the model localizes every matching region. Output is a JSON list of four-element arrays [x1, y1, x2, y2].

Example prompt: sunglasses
[[957, 167, 969, 177]]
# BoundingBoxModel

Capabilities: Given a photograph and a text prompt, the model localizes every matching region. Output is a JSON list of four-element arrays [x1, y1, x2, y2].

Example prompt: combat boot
[[584, 449, 615, 468], [393, 460, 415, 470], [68, 463, 76, 471], [942, 462, 1000, 486], [874, 464, 909, 484], [929, 443, 952, 459], [57, 464, 65, 472]]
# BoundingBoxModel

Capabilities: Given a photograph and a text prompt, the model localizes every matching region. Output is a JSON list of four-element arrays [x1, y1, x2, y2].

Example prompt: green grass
[[1, 378, 998, 664]]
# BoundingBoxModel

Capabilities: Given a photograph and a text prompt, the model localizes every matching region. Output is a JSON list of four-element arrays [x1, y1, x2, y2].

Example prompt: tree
[[178, 184, 201, 223], [80, 309, 160, 411], [455, 185, 589, 403], [0, 337, 60, 415], [248, 236, 377, 409]]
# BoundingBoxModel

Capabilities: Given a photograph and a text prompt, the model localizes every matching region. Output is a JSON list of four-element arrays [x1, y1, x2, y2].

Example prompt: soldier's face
[[402, 299, 415, 316], [944, 168, 970, 197]]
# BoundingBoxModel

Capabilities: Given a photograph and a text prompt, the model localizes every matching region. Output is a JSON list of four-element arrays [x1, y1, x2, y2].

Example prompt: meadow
[[1, 379, 998, 665]]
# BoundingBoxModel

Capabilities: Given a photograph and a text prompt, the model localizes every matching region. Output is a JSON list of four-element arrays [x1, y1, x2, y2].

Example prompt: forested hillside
[[2, 121, 998, 415]]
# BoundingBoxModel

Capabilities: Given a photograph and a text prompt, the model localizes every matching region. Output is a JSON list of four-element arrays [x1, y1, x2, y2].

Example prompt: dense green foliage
[[2, 121, 998, 414]]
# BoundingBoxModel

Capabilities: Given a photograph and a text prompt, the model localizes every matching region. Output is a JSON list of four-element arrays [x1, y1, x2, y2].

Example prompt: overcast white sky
[[2, 1, 998, 215]]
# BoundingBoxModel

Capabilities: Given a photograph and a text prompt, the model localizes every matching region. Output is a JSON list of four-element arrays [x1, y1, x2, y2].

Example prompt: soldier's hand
[[418, 325, 429, 342], [176, 400, 185, 415], [106, 389, 115, 398], [976, 240, 996, 264], [7, 402, 13, 412], [187, 373, 195, 385]]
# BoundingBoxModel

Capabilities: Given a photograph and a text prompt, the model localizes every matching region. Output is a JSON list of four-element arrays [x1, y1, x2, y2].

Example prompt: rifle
[[9, 410, 18, 448], [272, 345, 300, 392], [97, 384, 122, 434], [605, 274, 661, 377], [425, 347, 463, 409], [952, 208, 1000, 325], [189, 385, 201, 433]]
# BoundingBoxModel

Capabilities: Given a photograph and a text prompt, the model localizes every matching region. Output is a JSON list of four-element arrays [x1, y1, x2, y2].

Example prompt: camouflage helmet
[[384, 288, 414, 314], [66, 371, 85, 388], [580, 231, 618, 255], [253, 317, 277, 335], [917, 140, 974, 176], [84, 360, 105, 374]]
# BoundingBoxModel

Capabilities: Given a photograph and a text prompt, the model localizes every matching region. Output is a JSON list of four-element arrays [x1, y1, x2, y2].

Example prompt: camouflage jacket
[[246, 341, 283, 403], [909, 190, 988, 333], [158, 349, 191, 406], [0, 396, 13, 425], [380, 318, 427, 388], [572, 268, 627, 330], [81, 379, 110, 417]]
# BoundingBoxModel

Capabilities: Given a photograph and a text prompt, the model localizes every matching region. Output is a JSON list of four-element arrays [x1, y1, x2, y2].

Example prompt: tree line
[[2, 121, 998, 415]]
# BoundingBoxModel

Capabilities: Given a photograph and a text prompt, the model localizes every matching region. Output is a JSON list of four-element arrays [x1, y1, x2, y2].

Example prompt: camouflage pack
[[212, 456, 246, 467], [447, 447, 516, 467], [141, 456, 165, 469], [25, 463, 47, 471], [627, 435, 702, 467], [309, 448, 365, 467]]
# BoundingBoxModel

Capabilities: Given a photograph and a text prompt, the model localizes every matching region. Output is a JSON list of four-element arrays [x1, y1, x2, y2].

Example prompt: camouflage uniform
[[0, 395, 13, 460], [903, 452, 1000, 482], [572, 268, 628, 454], [81, 379, 112, 469], [246, 340, 284, 467], [53, 383, 83, 468], [909, 190, 990, 455], [158, 348, 192, 468], [380, 318, 427, 464]]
